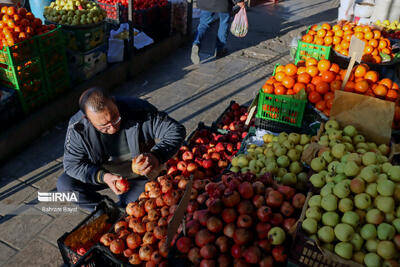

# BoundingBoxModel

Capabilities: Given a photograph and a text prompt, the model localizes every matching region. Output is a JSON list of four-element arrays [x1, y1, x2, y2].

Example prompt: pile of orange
[[0, 5, 55, 48], [261, 58, 399, 123], [301, 22, 394, 64]]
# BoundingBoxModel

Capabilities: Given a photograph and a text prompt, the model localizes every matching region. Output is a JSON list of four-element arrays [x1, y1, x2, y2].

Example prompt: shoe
[[191, 44, 200, 64], [215, 48, 228, 59]]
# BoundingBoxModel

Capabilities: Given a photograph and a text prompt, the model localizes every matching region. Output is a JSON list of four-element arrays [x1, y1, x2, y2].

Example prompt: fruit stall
[[0, 0, 191, 130]]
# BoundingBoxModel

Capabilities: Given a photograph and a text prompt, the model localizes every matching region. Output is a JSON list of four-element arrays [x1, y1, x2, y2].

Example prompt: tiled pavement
[[0, 0, 338, 265]]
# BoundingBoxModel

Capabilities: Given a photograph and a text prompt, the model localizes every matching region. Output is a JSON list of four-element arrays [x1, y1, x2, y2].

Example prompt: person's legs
[[215, 12, 231, 57], [191, 10, 214, 64], [118, 178, 148, 206], [56, 172, 108, 212]]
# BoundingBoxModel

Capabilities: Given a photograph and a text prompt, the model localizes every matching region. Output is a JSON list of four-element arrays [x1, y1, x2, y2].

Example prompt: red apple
[[182, 151, 194, 161], [116, 178, 130, 193]]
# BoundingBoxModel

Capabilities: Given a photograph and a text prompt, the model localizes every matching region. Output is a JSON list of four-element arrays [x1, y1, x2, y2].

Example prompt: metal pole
[[187, 0, 192, 37], [128, 0, 134, 56]]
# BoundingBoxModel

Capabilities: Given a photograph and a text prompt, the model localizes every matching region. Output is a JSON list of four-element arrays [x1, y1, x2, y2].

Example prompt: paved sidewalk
[[0, 0, 338, 266]]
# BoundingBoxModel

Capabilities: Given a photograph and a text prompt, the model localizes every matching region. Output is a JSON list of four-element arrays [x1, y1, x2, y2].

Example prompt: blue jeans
[[56, 172, 148, 212], [193, 10, 230, 52]]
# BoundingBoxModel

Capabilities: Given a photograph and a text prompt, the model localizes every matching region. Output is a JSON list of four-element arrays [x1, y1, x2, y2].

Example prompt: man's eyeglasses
[[98, 116, 121, 132]]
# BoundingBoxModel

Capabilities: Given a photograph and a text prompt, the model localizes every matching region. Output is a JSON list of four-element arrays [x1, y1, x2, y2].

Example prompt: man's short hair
[[79, 87, 112, 115]]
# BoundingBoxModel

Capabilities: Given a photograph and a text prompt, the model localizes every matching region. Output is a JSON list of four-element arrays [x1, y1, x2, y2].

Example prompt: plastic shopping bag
[[230, 8, 248, 38]]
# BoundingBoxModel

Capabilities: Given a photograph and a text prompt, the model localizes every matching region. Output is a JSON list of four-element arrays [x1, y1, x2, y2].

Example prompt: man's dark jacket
[[198, 0, 243, 13], [63, 97, 186, 184]]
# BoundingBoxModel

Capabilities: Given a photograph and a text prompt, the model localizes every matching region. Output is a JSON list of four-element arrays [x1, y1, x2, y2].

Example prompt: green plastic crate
[[0, 59, 43, 89], [294, 40, 331, 64], [0, 38, 39, 66], [14, 80, 50, 113], [62, 23, 108, 52], [45, 63, 71, 96], [256, 89, 307, 128]]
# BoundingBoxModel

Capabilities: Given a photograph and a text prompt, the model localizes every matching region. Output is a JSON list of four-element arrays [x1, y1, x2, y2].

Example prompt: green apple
[[278, 132, 288, 144], [277, 168, 288, 177], [274, 144, 287, 157], [350, 178, 365, 194], [387, 165, 400, 182], [277, 155, 290, 168], [366, 239, 379, 252], [282, 172, 297, 186], [357, 148, 367, 154], [366, 183, 378, 198], [295, 144, 304, 151], [321, 212, 339, 227], [378, 143, 390, 156], [268, 227, 286, 245], [353, 251, 365, 264], [320, 183, 334, 197], [377, 155, 388, 164], [377, 223, 395, 240], [377, 241, 397, 260], [321, 151, 333, 164], [392, 218, 400, 233], [377, 179, 395, 196], [354, 193, 372, 210], [333, 181, 350, 199], [357, 142, 369, 150], [289, 161, 303, 174], [366, 209, 384, 225], [321, 194, 338, 211], [236, 155, 249, 167], [344, 142, 355, 152], [310, 173, 325, 188], [265, 162, 278, 174], [353, 134, 366, 145], [364, 252, 382, 267], [360, 165, 380, 183], [334, 223, 354, 242], [333, 173, 346, 183], [302, 218, 318, 234], [327, 161, 339, 173], [325, 173, 335, 183], [362, 152, 378, 165], [334, 242, 353, 259], [300, 134, 311, 145], [288, 133, 300, 144], [318, 226, 335, 243], [311, 157, 326, 172], [377, 173, 388, 183], [347, 153, 362, 164], [385, 213, 395, 223], [282, 140, 294, 150], [309, 195, 322, 207], [306, 206, 322, 221], [342, 211, 360, 228], [287, 149, 301, 161], [361, 224, 377, 240], [342, 136, 353, 143], [230, 166, 240, 172], [265, 149, 275, 157], [338, 198, 353, 213], [335, 163, 345, 174], [332, 144, 346, 159], [382, 162, 393, 174], [376, 196, 395, 213], [325, 119, 340, 130], [344, 161, 360, 177], [367, 142, 378, 150], [343, 125, 358, 137], [351, 233, 364, 251]]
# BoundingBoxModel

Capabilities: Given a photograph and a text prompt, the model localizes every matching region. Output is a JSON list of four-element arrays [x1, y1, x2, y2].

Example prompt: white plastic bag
[[230, 8, 248, 38], [338, 0, 355, 21]]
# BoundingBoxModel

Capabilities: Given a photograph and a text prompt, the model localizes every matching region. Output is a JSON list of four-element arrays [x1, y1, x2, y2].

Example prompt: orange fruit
[[265, 77, 276, 85], [378, 40, 387, 49], [1, 6, 7, 14], [321, 71, 336, 83], [297, 72, 311, 84], [364, 70, 379, 83], [386, 90, 398, 101], [303, 34, 313, 43], [308, 30, 316, 36], [373, 30, 381, 39], [341, 41, 350, 50], [316, 82, 330, 95], [282, 76, 296, 89], [373, 55, 382, 64], [330, 80, 342, 91], [354, 80, 369, 93], [315, 100, 326, 111], [275, 65, 285, 73], [329, 63, 340, 74], [333, 36, 342, 45], [305, 57, 318, 66], [284, 63, 297, 76], [306, 65, 319, 77], [297, 66, 307, 75], [364, 45, 374, 54], [371, 49, 379, 56], [323, 108, 331, 117], [392, 82, 399, 90], [379, 78, 393, 89], [306, 83, 316, 93], [326, 31, 334, 37], [354, 65, 368, 78], [6, 7, 16, 16], [363, 26, 372, 33], [274, 85, 287, 95], [324, 92, 335, 101], [335, 30, 344, 37], [308, 91, 322, 104], [7, 20, 15, 29], [354, 25, 363, 32], [369, 39, 378, 48], [382, 47, 391, 54], [275, 72, 286, 82], [317, 59, 331, 72], [354, 32, 364, 40], [317, 29, 327, 38], [373, 84, 388, 97], [324, 36, 333, 45], [343, 34, 352, 42], [364, 31, 374, 40], [332, 25, 341, 32], [314, 37, 324, 45], [326, 98, 333, 109], [262, 83, 274, 94], [342, 24, 352, 31], [286, 89, 295, 95], [311, 76, 323, 86], [344, 81, 355, 92], [322, 23, 332, 30], [293, 82, 306, 93]]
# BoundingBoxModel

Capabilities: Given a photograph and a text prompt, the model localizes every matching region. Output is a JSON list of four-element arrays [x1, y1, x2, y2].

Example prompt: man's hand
[[135, 153, 160, 176], [237, 1, 245, 9], [103, 173, 124, 195]]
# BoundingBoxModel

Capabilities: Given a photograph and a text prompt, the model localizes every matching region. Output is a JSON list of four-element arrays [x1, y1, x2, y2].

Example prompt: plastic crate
[[212, 100, 252, 130], [15, 82, 50, 113], [0, 38, 39, 66], [67, 44, 107, 84], [256, 89, 307, 128], [295, 40, 331, 64], [96, 1, 128, 24], [72, 246, 122, 267], [57, 199, 123, 266], [46, 63, 71, 96], [0, 59, 43, 88]]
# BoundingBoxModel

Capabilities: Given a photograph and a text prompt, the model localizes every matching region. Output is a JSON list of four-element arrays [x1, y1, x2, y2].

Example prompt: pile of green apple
[[302, 120, 400, 266], [44, 0, 107, 25], [229, 132, 312, 191]]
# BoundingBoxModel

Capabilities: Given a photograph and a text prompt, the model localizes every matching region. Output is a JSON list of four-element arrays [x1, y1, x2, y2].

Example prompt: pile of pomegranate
[[216, 102, 255, 131], [100, 174, 190, 266], [174, 171, 306, 267]]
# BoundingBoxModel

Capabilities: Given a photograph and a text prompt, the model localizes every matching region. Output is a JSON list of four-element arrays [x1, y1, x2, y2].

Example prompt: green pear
[[378, 143, 390, 156], [325, 119, 340, 130], [387, 165, 400, 182], [362, 152, 378, 165], [351, 233, 364, 251], [332, 144, 346, 159], [278, 132, 289, 144], [320, 182, 334, 197], [381, 162, 393, 174], [311, 157, 326, 172], [302, 218, 318, 234], [377, 179, 395, 196], [342, 211, 360, 228], [335, 163, 345, 174], [306, 206, 322, 221], [333, 181, 350, 199], [321, 194, 338, 211], [308, 195, 322, 207], [327, 161, 339, 173], [300, 134, 311, 145], [289, 161, 303, 174], [392, 218, 400, 233], [364, 252, 382, 267], [321, 151, 333, 163], [287, 149, 301, 162], [361, 224, 377, 240], [366, 183, 378, 198], [376, 196, 395, 213], [334, 223, 354, 242], [377, 223, 395, 240], [333, 173, 346, 183], [360, 165, 380, 183], [334, 242, 353, 259], [282, 172, 297, 186], [344, 161, 360, 177], [338, 198, 354, 213], [353, 134, 366, 145], [354, 193, 372, 210], [343, 125, 358, 137], [322, 212, 339, 227], [288, 133, 301, 144], [318, 226, 335, 243], [310, 173, 325, 188], [353, 251, 365, 264]]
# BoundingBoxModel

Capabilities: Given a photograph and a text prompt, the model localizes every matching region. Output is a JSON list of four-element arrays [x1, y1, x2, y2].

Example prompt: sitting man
[[57, 87, 186, 211]]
